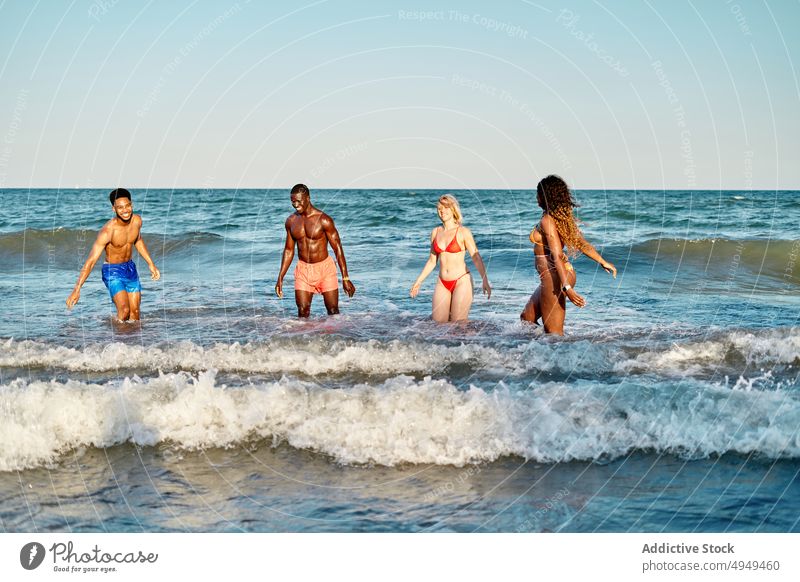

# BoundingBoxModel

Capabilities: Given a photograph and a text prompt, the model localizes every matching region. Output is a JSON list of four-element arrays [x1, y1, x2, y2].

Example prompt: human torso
[[289, 210, 330, 263], [104, 215, 141, 263], [531, 214, 575, 281], [530, 214, 554, 257], [433, 225, 468, 279]]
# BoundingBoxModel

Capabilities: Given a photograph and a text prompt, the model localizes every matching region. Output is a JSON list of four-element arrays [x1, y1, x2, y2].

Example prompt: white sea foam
[[2, 329, 797, 381], [1, 371, 798, 471], [0, 337, 523, 377], [616, 341, 727, 375], [616, 328, 800, 375]]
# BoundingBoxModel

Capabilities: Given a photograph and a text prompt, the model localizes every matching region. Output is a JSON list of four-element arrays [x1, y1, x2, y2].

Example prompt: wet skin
[[66, 197, 160, 321], [275, 191, 355, 317], [410, 202, 491, 323], [520, 195, 616, 334]]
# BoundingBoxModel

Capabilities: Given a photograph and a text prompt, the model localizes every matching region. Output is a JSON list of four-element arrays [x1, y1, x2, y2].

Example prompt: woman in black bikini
[[521, 175, 616, 335], [410, 194, 491, 322]]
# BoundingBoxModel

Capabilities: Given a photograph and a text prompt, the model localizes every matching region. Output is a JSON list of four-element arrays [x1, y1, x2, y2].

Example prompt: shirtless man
[[66, 188, 160, 321], [275, 184, 355, 316]]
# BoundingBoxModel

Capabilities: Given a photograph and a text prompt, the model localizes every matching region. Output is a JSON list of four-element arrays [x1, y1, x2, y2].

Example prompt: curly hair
[[536, 175, 583, 257]]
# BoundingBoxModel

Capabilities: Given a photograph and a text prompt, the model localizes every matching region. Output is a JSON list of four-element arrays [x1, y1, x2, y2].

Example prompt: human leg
[[540, 290, 565, 334], [539, 262, 576, 335], [111, 290, 131, 321], [449, 273, 473, 321], [431, 279, 452, 323], [127, 291, 141, 321], [521, 256, 548, 325], [322, 289, 340, 315], [537, 261, 564, 335], [103, 261, 140, 321], [295, 290, 313, 317], [293, 260, 315, 317], [520, 286, 542, 323], [317, 257, 340, 315]]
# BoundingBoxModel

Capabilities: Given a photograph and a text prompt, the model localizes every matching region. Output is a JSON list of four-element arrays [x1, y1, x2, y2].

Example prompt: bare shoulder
[[319, 212, 336, 229], [459, 225, 476, 247], [96, 220, 114, 240], [540, 214, 557, 232], [430, 226, 439, 240]]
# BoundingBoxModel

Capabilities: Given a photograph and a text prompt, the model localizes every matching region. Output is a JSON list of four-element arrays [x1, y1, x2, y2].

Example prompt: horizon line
[[1, 186, 798, 192]]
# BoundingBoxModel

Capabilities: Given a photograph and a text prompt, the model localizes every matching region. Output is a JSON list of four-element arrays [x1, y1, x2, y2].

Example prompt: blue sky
[[0, 0, 798, 189]]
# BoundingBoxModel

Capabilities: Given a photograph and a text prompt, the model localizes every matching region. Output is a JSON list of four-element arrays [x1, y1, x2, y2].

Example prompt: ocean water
[[0, 188, 798, 532]]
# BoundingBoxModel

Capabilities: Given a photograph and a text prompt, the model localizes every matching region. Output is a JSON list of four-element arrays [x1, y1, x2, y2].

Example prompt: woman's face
[[437, 203, 454, 222]]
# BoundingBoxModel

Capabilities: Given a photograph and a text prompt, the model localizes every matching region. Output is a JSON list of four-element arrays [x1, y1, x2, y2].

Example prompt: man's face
[[113, 197, 133, 222], [291, 192, 309, 214]]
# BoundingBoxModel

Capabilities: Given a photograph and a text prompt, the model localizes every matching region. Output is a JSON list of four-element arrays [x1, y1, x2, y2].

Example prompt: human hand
[[601, 261, 617, 278], [149, 265, 161, 281], [565, 287, 586, 308], [343, 278, 356, 298], [482, 279, 492, 299], [275, 279, 284, 298], [66, 289, 80, 309], [410, 281, 421, 298]]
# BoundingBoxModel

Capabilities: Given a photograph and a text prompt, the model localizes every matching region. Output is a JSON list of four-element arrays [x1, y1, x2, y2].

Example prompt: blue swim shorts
[[101, 260, 142, 301]]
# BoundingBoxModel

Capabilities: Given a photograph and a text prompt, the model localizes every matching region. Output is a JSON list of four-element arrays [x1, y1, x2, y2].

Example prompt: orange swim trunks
[[294, 255, 339, 294]]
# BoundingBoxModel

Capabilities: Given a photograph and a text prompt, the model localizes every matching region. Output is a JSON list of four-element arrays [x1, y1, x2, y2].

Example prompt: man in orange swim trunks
[[275, 184, 356, 316]]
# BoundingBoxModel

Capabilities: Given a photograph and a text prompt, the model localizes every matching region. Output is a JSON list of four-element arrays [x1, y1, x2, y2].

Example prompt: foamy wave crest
[[4, 330, 796, 381], [0, 338, 520, 377], [2, 371, 799, 471], [617, 328, 800, 374]]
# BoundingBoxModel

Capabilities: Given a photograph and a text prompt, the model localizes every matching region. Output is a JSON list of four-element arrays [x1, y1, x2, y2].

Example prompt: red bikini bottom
[[439, 272, 470, 293]]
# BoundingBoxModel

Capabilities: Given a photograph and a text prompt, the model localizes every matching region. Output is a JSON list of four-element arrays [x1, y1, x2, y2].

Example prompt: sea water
[[0, 188, 798, 532]]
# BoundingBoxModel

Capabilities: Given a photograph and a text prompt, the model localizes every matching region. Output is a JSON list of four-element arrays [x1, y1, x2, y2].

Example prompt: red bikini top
[[432, 226, 462, 254]]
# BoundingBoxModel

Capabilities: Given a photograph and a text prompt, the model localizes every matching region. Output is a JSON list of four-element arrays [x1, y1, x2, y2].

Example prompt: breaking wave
[[1, 371, 798, 471]]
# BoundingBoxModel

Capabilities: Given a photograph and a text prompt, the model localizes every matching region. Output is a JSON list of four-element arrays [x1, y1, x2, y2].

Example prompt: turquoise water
[[1, 188, 799, 532]]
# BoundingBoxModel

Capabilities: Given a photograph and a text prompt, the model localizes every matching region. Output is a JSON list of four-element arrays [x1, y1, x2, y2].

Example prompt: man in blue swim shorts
[[66, 188, 160, 321]]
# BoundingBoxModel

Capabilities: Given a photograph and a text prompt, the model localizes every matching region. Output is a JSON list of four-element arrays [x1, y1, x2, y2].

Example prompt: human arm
[[410, 229, 439, 298], [134, 226, 160, 280], [323, 215, 355, 297], [66, 227, 110, 308], [462, 227, 491, 298], [541, 215, 586, 307], [578, 235, 616, 278], [275, 220, 296, 298]]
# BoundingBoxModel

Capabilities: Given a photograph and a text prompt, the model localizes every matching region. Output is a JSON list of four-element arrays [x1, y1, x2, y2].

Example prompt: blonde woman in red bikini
[[410, 194, 491, 322], [521, 175, 616, 335]]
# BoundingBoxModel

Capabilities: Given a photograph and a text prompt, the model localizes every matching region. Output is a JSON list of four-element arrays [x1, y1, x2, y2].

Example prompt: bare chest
[[108, 223, 140, 248], [290, 216, 325, 241]]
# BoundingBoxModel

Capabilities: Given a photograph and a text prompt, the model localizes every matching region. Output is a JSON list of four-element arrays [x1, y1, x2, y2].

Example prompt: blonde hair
[[438, 194, 462, 224]]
